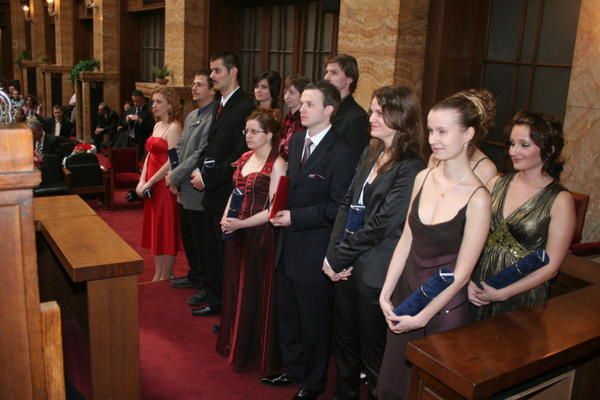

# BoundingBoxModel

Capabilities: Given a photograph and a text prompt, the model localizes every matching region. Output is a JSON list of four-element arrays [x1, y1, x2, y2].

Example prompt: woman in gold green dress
[[469, 111, 576, 321]]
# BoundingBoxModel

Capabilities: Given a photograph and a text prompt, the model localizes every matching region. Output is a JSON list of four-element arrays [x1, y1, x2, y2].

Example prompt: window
[[239, 1, 338, 94], [139, 10, 165, 82], [482, 0, 581, 146]]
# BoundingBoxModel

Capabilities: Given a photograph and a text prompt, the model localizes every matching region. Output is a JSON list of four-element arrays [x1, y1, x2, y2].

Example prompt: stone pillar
[[562, 0, 600, 242], [9, 0, 27, 85], [30, 0, 48, 101], [93, 0, 120, 109], [337, 0, 429, 108], [55, 0, 74, 67], [164, 0, 209, 86]]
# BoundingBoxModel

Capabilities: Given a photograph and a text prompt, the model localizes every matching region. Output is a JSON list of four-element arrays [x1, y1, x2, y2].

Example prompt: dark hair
[[254, 70, 282, 109], [131, 89, 144, 98], [284, 74, 310, 94], [432, 88, 496, 155], [304, 81, 341, 118], [52, 104, 62, 111], [209, 51, 240, 72], [325, 54, 360, 93], [152, 86, 182, 123], [506, 110, 565, 179], [369, 86, 423, 172], [194, 69, 214, 89], [25, 94, 38, 106], [246, 108, 283, 152]]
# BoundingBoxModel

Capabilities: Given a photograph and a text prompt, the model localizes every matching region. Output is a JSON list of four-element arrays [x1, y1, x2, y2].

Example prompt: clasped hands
[[379, 296, 425, 334], [468, 280, 503, 306], [321, 258, 353, 282]]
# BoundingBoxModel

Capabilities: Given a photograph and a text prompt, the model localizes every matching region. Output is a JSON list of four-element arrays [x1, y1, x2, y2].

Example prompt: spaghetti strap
[[435, 159, 441, 167], [467, 185, 486, 204], [418, 168, 435, 194], [472, 157, 488, 171], [158, 122, 171, 139]]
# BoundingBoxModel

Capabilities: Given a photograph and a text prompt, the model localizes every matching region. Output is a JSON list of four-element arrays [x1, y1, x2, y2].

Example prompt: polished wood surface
[[407, 256, 600, 399], [40, 301, 66, 400], [33, 194, 96, 223], [1, 124, 46, 399], [40, 215, 143, 281]]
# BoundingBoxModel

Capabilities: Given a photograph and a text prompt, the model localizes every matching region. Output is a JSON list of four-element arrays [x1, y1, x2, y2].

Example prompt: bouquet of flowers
[[72, 143, 97, 154]]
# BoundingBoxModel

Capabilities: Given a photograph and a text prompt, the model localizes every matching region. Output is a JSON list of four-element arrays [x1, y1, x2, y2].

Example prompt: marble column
[[30, 0, 47, 101], [54, 0, 76, 106], [9, 0, 27, 85], [337, 0, 429, 109], [562, 0, 600, 242], [164, 0, 209, 86], [93, 0, 120, 109]]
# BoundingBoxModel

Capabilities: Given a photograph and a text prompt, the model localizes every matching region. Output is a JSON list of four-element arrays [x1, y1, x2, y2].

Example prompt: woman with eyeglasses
[[216, 109, 287, 372]]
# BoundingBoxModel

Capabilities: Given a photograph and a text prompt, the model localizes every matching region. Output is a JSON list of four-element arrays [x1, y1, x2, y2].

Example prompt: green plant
[[70, 59, 100, 83], [41, 55, 50, 63], [152, 65, 171, 80], [14, 50, 32, 68]]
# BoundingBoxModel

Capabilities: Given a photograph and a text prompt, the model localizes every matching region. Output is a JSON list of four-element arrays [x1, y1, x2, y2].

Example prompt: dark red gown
[[141, 136, 179, 256], [217, 150, 280, 372]]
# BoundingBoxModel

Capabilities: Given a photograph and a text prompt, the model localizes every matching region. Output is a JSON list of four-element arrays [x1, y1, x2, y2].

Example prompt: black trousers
[[334, 276, 387, 400], [277, 268, 332, 392], [178, 205, 206, 286], [197, 214, 225, 309]]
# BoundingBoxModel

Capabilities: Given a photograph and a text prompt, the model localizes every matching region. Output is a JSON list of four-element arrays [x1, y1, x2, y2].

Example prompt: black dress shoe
[[170, 277, 196, 289], [191, 305, 219, 317], [187, 289, 208, 306], [261, 372, 298, 387], [293, 387, 318, 400]]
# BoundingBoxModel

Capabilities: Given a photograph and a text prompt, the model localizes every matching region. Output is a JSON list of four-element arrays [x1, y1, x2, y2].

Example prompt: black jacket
[[332, 95, 370, 155], [43, 117, 74, 138], [125, 103, 154, 145], [327, 148, 424, 288]]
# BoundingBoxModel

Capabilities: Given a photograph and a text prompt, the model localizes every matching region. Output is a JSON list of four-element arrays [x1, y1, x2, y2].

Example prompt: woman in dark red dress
[[279, 75, 309, 160], [137, 87, 182, 281], [217, 109, 287, 372]]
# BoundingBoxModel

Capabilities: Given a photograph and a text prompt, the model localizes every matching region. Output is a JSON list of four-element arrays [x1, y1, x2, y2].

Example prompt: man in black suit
[[43, 105, 74, 138], [324, 54, 370, 155], [189, 51, 255, 316], [29, 116, 62, 156], [93, 102, 119, 150], [263, 81, 359, 400], [125, 90, 154, 161]]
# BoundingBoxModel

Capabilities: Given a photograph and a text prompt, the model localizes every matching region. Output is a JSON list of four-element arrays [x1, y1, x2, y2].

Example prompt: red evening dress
[[141, 136, 179, 256], [217, 150, 280, 373]]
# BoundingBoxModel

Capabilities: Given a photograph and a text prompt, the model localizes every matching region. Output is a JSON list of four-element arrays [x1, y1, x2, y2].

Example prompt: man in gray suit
[[166, 70, 216, 307]]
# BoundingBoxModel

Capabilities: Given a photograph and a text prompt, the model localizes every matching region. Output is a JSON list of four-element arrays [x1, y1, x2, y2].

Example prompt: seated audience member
[[94, 102, 120, 150], [217, 109, 286, 372], [29, 116, 62, 157], [323, 86, 424, 399], [428, 89, 498, 184], [13, 106, 26, 123], [137, 87, 182, 281], [23, 94, 43, 118], [10, 89, 25, 108], [280, 74, 309, 160], [377, 89, 493, 400], [324, 54, 370, 155], [44, 105, 74, 138], [254, 70, 282, 111], [263, 81, 359, 400], [469, 111, 575, 320]]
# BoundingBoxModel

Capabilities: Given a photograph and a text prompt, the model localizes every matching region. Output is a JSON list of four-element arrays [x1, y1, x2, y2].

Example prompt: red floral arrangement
[[73, 143, 95, 153]]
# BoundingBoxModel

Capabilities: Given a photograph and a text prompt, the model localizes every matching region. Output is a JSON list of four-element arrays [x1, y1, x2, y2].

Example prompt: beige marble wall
[[55, 0, 75, 67], [563, 0, 600, 242], [164, 0, 209, 86], [9, 0, 26, 84], [31, 0, 48, 101], [338, 0, 429, 109], [94, 0, 119, 74]]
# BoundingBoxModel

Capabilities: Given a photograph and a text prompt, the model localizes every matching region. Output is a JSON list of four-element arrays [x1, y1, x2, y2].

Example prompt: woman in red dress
[[279, 74, 309, 160], [217, 109, 287, 372], [137, 87, 182, 281]]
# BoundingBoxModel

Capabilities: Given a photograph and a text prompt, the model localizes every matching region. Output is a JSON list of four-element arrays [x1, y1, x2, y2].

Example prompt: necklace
[[440, 171, 468, 197]]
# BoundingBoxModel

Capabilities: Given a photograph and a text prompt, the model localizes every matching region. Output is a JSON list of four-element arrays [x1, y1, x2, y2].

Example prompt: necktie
[[301, 137, 312, 166], [35, 140, 43, 157], [216, 102, 224, 120]]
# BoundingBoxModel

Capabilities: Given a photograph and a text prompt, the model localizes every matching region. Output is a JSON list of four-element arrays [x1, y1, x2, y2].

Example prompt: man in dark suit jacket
[[29, 116, 62, 156], [43, 105, 74, 138], [263, 81, 359, 400], [189, 51, 255, 316], [93, 102, 120, 150], [324, 54, 370, 155], [125, 90, 154, 161]]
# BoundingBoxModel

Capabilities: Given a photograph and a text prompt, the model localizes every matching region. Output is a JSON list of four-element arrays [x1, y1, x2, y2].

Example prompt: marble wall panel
[[94, 0, 119, 74], [55, 0, 75, 67], [9, 0, 26, 83], [563, 0, 600, 242]]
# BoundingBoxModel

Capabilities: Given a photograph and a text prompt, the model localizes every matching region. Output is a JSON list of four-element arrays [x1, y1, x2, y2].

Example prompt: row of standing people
[[137, 51, 575, 400]]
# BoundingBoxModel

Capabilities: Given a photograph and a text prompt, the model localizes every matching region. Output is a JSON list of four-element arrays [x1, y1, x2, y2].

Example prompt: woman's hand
[[385, 314, 425, 334], [135, 181, 145, 197], [468, 280, 502, 306], [221, 217, 245, 234], [379, 295, 396, 323]]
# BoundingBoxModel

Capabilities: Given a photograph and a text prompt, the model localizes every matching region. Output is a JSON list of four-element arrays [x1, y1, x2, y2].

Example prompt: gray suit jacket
[[170, 103, 214, 211]]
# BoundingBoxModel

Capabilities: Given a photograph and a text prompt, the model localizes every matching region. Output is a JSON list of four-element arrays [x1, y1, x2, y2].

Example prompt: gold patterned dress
[[471, 174, 566, 321]]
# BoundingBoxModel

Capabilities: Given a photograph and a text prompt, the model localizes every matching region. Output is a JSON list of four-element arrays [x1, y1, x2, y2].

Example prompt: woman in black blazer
[[323, 86, 425, 399]]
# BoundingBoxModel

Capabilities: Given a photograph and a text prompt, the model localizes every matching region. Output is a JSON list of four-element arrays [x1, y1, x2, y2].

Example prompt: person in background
[[324, 86, 424, 400], [23, 94, 43, 118], [127, 90, 154, 161], [217, 109, 286, 372], [10, 89, 25, 108], [469, 111, 575, 320], [427, 89, 498, 184], [254, 70, 282, 111], [324, 54, 370, 155], [377, 89, 493, 400], [29, 116, 61, 157], [280, 75, 310, 161], [44, 105, 74, 138], [137, 87, 182, 281], [94, 102, 120, 150]]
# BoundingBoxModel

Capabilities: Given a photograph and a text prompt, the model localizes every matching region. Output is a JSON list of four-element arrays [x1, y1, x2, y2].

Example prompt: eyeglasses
[[242, 128, 266, 136]]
